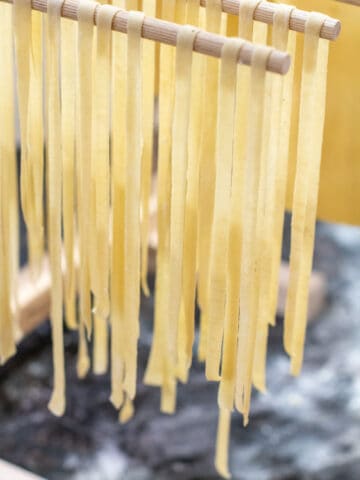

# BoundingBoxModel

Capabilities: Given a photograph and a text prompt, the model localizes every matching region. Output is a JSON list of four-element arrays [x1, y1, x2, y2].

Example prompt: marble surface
[[1, 220, 360, 480]]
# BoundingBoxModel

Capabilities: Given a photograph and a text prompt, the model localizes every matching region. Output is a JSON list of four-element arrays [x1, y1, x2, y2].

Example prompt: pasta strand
[[286, 14, 329, 375], [46, 0, 65, 417], [143, 0, 175, 403], [167, 25, 198, 391], [140, 0, 156, 296], [110, 0, 127, 410], [123, 10, 144, 400], [197, 0, 222, 362], [0, 3, 17, 363], [235, 45, 272, 425], [92, 4, 117, 375], [253, 5, 294, 393], [61, 16, 77, 330], [205, 39, 243, 381], [176, 0, 202, 382], [77, 1, 97, 338]]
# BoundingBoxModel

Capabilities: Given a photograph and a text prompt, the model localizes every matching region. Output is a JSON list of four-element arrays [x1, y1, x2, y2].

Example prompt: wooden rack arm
[[1, 0, 290, 75], [200, 0, 341, 41]]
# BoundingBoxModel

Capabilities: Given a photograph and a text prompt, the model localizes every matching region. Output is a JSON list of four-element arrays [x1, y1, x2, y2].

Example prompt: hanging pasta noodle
[[123, 10, 144, 408], [176, 0, 202, 383], [46, 0, 65, 416], [208, 37, 244, 478], [205, 37, 244, 381], [77, 1, 97, 341], [253, 4, 296, 393], [12, 0, 32, 267], [269, 7, 297, 332], [140, 0, 156, 296], [13, 0, 44, 276], [0, 2, 17, 363], [215, 3, 262, 472], [92, 4, 117, 375], [235, 45, 273, 425], [217, 0, 260, 420], [76, 1, 98, 377], [143, 0, 176, 410], [28, 9, 44, 275], [197, 0, 223, 363], [61, 15, 77, 330], [166, 23, 199, 407], [110, 0, 127, 410], [285, 13, 329, 376]]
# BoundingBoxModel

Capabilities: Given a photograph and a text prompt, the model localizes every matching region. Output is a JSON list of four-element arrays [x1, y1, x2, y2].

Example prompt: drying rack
[[0, 0, 345, 475], [0, 0, 338, 342]]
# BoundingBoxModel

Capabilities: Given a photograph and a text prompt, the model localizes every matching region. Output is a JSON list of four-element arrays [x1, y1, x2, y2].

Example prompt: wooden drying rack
[[3, 0, 338, 344], [0, 0, 337, 475]]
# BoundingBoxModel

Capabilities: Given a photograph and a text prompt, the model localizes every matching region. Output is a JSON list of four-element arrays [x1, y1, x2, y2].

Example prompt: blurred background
[[1, 215, 360, 480]]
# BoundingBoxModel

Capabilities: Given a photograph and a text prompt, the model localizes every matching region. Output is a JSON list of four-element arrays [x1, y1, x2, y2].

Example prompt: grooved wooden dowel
[[200, 0, 341, 41], [1, 0, 290, 75]]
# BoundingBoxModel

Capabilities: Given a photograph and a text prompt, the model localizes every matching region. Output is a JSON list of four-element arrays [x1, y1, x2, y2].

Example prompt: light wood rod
[[337, 0, 360, 5], [2, 0, 290, 75], [200, 0, 341, 41]]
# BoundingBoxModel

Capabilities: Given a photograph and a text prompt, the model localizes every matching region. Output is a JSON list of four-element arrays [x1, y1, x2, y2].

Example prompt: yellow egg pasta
[[28, 10, 44, 274], [253, 5, 296, 393], [176, 0, 202, 384], [140, 0, 156, 296], [197, 0, 222, 363], [92, 4, 117, 375], [285, 13, 329, 376], [210, 37, 244, 478], [110, 0, 127, 410], [143, 0, 176, 403], [235, 45, 272, 425], [167, 24, 198, 394], [206, 39, 243, 382], [0, 3, 17, 363], [46, 0, 65, 417], [61, 16, 77, 331], [123, 10, 144, 400], [0, 1, 335, 478], [77, 1, 97, 338]]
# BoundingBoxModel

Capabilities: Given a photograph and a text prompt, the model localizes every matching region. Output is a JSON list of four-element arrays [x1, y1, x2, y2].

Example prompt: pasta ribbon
[[110, 0, 127, 410], [92, 4, 118, 374], [144, 0, 176, 399], [0, 3, 17, 363], [253, 5, 295, 393], [197, 0, 222, 362], [206, 39, 243, 382], [46, 0, 65, 417], [212, 38, 244, 478], [285, 13, 329, 375], [123, 10, 144, 400], [217, 0, 259, 411], [235, 45, 272, 425], [166, 24, 198, 394], [140, 0, 156, 296], [176, 0, 202, 383], [77, 1, 97, 338], [61, 16, 77, 330]]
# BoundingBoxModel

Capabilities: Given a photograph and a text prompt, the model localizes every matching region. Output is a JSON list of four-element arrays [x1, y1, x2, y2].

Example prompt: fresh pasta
[[0, 0, 333, 478]]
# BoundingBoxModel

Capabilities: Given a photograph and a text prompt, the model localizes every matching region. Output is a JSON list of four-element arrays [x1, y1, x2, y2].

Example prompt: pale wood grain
[[0, 460, 45, 480]]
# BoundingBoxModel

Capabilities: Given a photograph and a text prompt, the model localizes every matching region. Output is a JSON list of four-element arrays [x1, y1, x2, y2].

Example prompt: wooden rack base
[[16, 256, 327, 342]]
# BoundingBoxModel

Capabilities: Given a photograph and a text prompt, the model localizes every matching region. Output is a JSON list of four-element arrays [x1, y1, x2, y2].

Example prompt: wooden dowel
[[337, 0, 360, 5], [200, 0, 341, 41], [1, 0, 290, 75]]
